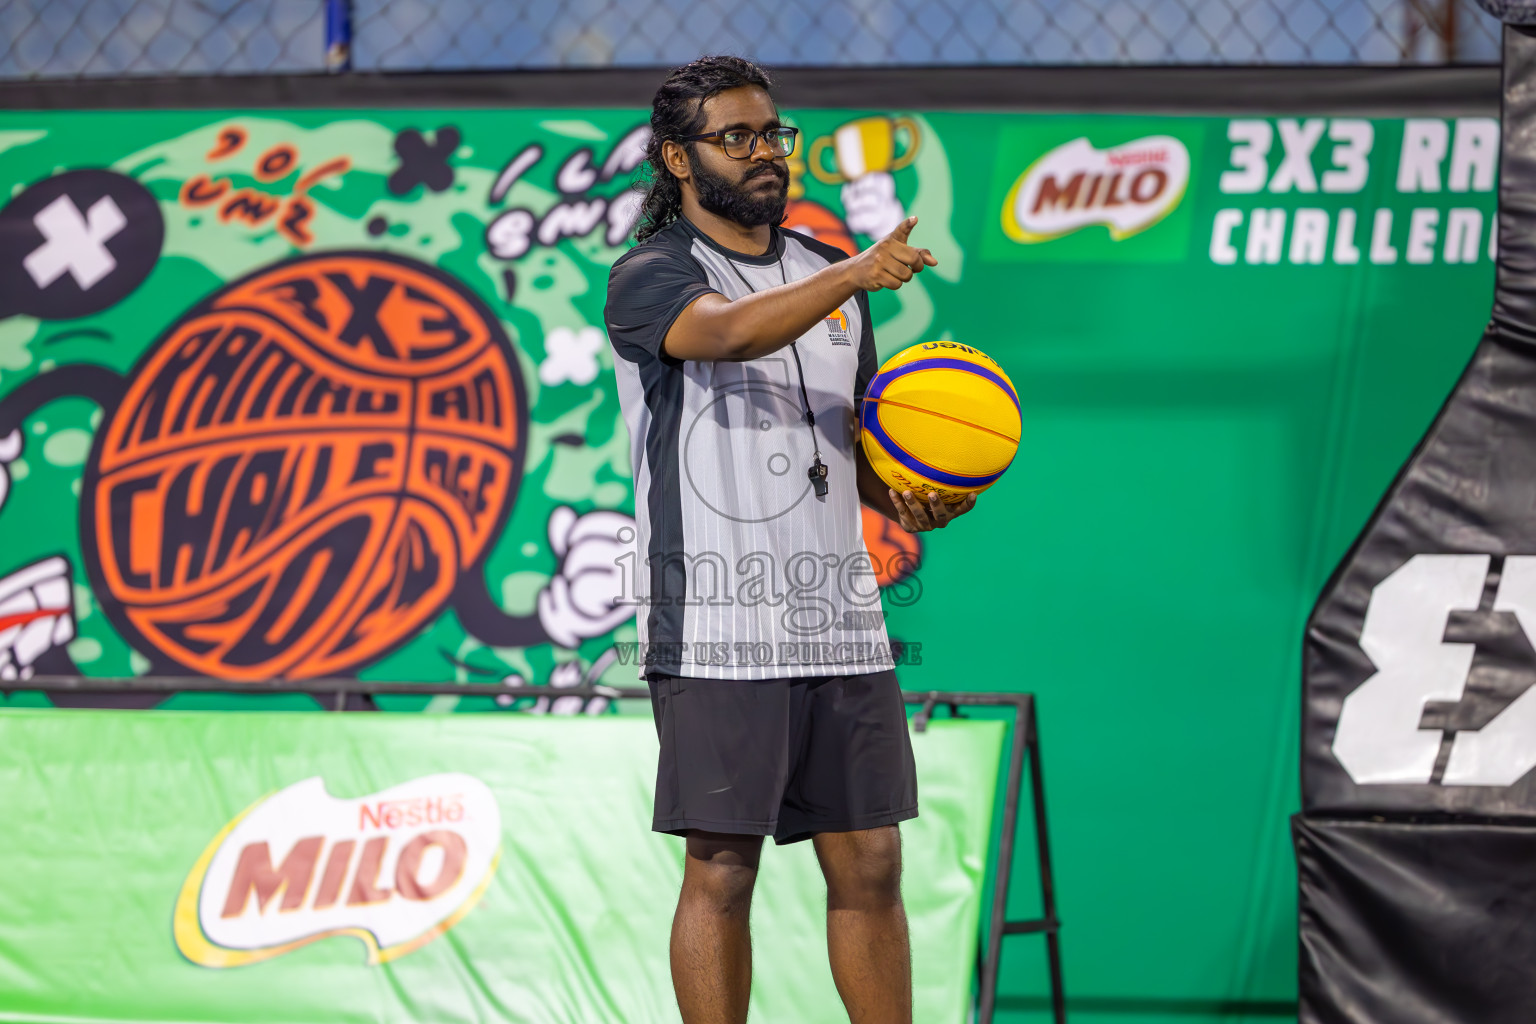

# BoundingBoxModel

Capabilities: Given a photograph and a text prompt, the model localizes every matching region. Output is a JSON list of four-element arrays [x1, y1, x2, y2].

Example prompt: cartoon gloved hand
[[0, 429, 20, 515], [0, 556, 75, 682], [525, 659, 611, 716], [537, 506, 639, 650], [841, 172, 906, 239]]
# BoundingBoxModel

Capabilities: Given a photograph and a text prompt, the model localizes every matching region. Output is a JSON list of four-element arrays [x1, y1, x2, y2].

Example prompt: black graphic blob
[[387, 126, 461, 196], [0, 169, 163, 321]]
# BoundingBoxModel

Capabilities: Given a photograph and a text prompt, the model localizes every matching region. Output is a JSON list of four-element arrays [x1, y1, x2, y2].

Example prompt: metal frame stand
[[12, 676, 1063, 1021], [912, 691, 1065, 1024]]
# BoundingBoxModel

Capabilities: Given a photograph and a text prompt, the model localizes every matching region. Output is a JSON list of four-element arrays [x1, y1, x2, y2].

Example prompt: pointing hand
[[845, 216, 938, 292]]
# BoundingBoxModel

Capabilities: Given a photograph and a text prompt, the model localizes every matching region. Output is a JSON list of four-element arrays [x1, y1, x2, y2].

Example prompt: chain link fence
[[0, 0, 324, 77], [0, 0, 1501, 78]]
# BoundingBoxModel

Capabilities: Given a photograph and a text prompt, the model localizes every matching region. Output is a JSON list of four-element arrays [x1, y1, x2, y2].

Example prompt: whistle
[[808, 459, 829, 497]]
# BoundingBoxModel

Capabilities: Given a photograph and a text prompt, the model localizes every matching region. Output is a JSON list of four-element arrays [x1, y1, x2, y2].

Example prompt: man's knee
[[681, 831, 762, 915], [818, 827, 903, 910]]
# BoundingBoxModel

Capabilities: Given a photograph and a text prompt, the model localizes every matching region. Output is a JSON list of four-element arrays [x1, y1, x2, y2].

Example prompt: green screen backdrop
[[0, 103, 1498, 1021]]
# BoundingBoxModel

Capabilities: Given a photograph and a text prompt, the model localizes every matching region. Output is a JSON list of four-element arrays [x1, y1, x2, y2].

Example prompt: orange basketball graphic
[[860, 505, 920, 589], [81, 252, 526, 680], [782, 199, 858, 258]]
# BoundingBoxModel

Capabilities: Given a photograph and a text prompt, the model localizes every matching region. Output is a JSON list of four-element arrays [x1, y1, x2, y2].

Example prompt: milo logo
[[1002, 135, 1191, 243], [174, 773, 502, 967]]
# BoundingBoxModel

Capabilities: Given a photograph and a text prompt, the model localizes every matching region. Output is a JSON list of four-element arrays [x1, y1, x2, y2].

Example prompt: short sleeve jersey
[[604, 215, 895, 680]]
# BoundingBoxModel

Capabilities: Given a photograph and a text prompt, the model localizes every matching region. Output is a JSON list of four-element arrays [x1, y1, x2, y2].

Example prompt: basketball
[[82, 252, 525, 680], [859, 341, 1020, 505]]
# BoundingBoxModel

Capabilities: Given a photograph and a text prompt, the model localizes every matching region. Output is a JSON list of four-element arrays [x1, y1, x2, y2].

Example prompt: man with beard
[[604, 56, 976, 1024]]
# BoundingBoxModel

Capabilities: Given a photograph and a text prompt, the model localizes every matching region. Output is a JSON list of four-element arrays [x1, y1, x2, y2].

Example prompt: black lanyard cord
[[785, 341, 820, 458]]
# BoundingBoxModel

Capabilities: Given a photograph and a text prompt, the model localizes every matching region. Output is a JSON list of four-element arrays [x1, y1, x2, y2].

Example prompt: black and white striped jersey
[[604, 216, 897, 680]]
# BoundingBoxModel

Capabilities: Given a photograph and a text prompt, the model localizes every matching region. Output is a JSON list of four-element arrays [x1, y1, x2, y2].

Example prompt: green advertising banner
[[0, 709, 1002, 1023], [0, 101, 1498, 1020]]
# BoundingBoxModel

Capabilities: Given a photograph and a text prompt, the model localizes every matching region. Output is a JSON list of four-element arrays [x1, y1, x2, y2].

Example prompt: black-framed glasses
[[679, 126, 799, 160]]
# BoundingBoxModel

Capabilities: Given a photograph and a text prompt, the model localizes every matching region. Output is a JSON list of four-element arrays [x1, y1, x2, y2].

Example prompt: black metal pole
[[12, 675, 644, 700], [1029, 698, 1067, 1024], [978, 695, 1029, 1023]]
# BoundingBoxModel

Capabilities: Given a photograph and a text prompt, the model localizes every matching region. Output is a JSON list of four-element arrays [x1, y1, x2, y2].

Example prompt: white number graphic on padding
[[1443, 556, 1536, 785], [1333, 554, 1487, 784]]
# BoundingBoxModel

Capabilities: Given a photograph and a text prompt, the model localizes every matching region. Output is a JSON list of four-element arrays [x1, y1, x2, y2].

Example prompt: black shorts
[[647, 669, 918, 845]]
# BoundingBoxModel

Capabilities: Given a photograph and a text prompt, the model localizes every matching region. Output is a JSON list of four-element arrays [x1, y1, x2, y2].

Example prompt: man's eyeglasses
[[679, 126, 799, 160]]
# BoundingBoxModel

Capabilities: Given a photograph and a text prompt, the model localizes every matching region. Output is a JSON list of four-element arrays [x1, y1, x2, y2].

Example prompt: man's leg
[[813, 825, 912, 1024], [672, 830, 765, 1024]]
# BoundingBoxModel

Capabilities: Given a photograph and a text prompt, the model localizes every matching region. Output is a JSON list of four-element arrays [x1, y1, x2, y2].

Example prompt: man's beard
[[689, 151, 789, 228]]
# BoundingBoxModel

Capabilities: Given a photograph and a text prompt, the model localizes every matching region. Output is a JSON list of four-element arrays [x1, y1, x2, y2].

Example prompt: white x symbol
[[22, 194, 127, 290]]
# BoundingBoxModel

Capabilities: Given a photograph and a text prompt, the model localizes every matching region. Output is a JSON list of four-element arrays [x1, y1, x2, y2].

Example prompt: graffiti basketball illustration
[[0, 113, 951, 699], [82, 252, 523, 679], [0, 242, 649, 695]]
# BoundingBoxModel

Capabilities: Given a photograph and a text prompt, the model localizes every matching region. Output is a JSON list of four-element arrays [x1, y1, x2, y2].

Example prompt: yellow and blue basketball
[[859, 341, 1020, 504]]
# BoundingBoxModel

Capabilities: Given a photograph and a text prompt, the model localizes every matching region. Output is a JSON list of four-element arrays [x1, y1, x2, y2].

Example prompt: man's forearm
[[669, 261, 860, 362], [661, 217, 933, 363]]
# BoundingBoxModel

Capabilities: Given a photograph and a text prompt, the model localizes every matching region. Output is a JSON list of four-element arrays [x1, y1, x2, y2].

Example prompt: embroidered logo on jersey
[[825, 309, 853, 347]]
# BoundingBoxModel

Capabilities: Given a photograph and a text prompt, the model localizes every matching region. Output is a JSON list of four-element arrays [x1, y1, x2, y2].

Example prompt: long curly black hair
[[634, 56, 775, 243]]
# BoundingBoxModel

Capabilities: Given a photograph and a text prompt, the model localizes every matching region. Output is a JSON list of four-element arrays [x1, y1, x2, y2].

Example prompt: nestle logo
[[1107, 148, 1168, 167], [359, 794, 466, 831]]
